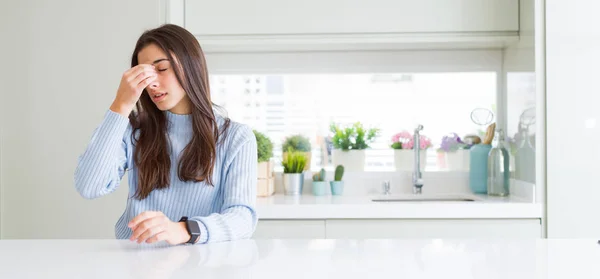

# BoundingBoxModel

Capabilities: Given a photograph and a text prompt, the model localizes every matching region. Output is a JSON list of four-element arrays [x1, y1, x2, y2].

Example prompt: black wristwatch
[[178, 216, 201, 244]]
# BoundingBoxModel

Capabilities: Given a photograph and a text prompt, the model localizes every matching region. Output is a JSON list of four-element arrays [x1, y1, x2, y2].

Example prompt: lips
[[152, 92, 168, 102]]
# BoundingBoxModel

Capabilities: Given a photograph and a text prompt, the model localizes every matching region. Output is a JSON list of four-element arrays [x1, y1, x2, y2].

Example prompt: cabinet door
[[253, 220, 325, 239], [184, 0, 518, 36], [326, 219, 542, 238]]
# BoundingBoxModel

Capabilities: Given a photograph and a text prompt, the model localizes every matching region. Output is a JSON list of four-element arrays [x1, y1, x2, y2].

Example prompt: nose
[[147, 79, 159, 91]]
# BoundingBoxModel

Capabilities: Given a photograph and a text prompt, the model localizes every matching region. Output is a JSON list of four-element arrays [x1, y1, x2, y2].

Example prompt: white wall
[[0, 0, 163, 239], [546, 0, 600, 237], [0, 1, 6, 238]]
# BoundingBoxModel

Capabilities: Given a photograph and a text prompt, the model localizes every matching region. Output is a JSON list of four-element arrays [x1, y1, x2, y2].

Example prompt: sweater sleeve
[[190, 125, 258, 244], [74, 109, 131, 199]]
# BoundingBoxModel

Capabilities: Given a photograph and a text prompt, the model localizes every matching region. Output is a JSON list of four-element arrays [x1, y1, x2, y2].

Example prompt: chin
[[153, 95, 187, 113], [154, 102, 174, 111]]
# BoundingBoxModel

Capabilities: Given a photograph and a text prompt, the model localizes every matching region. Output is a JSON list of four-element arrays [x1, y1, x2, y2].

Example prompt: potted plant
[[281, 148, 307, 195], [390, 130, 431, 171], [254, 130, 275, 196], [311, 168, 328, 196], [282, 134, 312, 171], [330, 165, 345, 195], [330, 122, 380, 172], [438, 132, 471, 171]]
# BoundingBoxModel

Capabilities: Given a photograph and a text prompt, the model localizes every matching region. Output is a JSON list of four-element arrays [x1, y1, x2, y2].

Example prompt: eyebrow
[[152, 58, 168, 65]]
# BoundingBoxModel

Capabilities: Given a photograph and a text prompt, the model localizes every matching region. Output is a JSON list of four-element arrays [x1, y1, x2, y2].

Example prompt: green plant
[[330, 122, 380, 151], [253, 130, 274, 163], [282, 134, 312, 152], [334, 165, 344, 181], [282, 148, 307, 173], [312, 168, 326, 181]]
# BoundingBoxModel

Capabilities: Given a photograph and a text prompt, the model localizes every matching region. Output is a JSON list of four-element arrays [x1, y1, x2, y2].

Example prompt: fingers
[[128, 211, 159, 229], [135, 222, 166, 244], [135, 75, 157, 92], [130, 215, 166, 242], [125, 64, 155, 80], [130, 68, 157, 85], [146, 231, 169, 244]]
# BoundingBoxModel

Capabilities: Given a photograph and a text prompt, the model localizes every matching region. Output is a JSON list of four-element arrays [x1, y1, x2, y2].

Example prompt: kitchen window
[[206, 50, 501, 171]]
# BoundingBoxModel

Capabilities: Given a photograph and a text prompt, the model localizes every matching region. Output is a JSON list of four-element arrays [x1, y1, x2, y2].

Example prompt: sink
[[371, 194, 482, 202]]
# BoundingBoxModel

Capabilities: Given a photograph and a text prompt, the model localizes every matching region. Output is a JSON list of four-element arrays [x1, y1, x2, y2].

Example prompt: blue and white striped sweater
[[74, 109, 257, 244]]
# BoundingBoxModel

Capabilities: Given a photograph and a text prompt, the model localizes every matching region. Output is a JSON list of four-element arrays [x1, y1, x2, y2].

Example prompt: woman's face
[[137, 43, 191, 114]]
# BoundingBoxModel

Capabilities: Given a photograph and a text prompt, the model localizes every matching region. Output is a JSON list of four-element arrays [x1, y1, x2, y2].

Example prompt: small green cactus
[[312, 168, 326, 181], [334, 165, 344, 181]]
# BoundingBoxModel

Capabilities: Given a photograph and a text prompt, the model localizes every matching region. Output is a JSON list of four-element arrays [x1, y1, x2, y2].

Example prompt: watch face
[[188, 220, 201, 235]]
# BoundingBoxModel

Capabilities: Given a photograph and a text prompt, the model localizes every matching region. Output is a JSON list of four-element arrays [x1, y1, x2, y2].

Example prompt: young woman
[[74, 24, 257, 245]]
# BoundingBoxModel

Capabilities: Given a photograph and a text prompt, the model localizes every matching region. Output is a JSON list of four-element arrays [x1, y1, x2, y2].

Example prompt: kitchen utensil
[[470, 108, 495, 126], [519, 107, 536, 127], [482, 123, 496, 144]]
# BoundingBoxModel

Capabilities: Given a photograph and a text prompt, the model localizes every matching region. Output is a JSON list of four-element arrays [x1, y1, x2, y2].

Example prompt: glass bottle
[[487, 129, 510, 196], [514, 124, 536, 183]]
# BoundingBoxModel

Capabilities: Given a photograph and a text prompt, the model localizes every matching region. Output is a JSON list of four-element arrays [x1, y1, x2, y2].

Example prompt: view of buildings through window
[[209, 73, 497, 171]]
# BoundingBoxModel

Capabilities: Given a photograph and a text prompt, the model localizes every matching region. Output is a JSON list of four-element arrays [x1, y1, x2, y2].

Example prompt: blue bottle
[[469, 143, 492, 194]]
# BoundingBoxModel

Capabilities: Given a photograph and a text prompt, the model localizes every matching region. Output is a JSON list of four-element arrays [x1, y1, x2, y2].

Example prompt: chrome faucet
[[382, 180, 391, 195], [413, 124, 424, 194]]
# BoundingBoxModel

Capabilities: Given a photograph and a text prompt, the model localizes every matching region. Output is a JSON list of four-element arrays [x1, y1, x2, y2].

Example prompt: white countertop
[[1, 239, 598, 278], [256, 194, 543, 219]]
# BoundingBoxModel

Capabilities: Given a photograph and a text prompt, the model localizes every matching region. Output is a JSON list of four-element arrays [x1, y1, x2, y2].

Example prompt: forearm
[[74, 109, 130, 199], [189, 125, 258, 244], [191, 205, 257, 244]]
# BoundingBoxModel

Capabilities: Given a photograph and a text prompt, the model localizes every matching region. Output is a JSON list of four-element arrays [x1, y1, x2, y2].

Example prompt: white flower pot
[[445, 149, 470, 171], [332, 149, 365, 171], [394, 149, 426, 171]]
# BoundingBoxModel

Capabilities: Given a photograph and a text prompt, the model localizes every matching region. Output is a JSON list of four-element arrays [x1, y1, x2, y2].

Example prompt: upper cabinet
[[185, 0, 518, 35], [176, 0, 519, 52]]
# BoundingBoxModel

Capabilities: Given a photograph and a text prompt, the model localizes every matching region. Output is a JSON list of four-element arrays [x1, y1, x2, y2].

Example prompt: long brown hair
[[128, 24, 230, 200]]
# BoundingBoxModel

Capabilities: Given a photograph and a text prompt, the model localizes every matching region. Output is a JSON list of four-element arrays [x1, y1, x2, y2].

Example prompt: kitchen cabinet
[[326, 219, 542, 238], [184, 0, 518, 36], [178, 0, 519, 52], [253, 219, 542, 239], [253, 220, 326, 239]]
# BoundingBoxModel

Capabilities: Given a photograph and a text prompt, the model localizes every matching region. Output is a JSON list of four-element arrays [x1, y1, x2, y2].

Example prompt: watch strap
[[179, 216, 200, 244]]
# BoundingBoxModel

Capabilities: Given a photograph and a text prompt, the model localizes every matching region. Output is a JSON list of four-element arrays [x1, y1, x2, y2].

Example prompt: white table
[[0, 239, 598, 278]]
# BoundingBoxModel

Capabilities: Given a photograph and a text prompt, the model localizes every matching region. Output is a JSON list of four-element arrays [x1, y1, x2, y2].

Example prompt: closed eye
[[157, 68, 168, 72]]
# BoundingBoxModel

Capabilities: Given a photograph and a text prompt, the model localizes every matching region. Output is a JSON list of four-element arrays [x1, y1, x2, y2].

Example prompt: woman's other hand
[[128, 211, 191, 245]]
